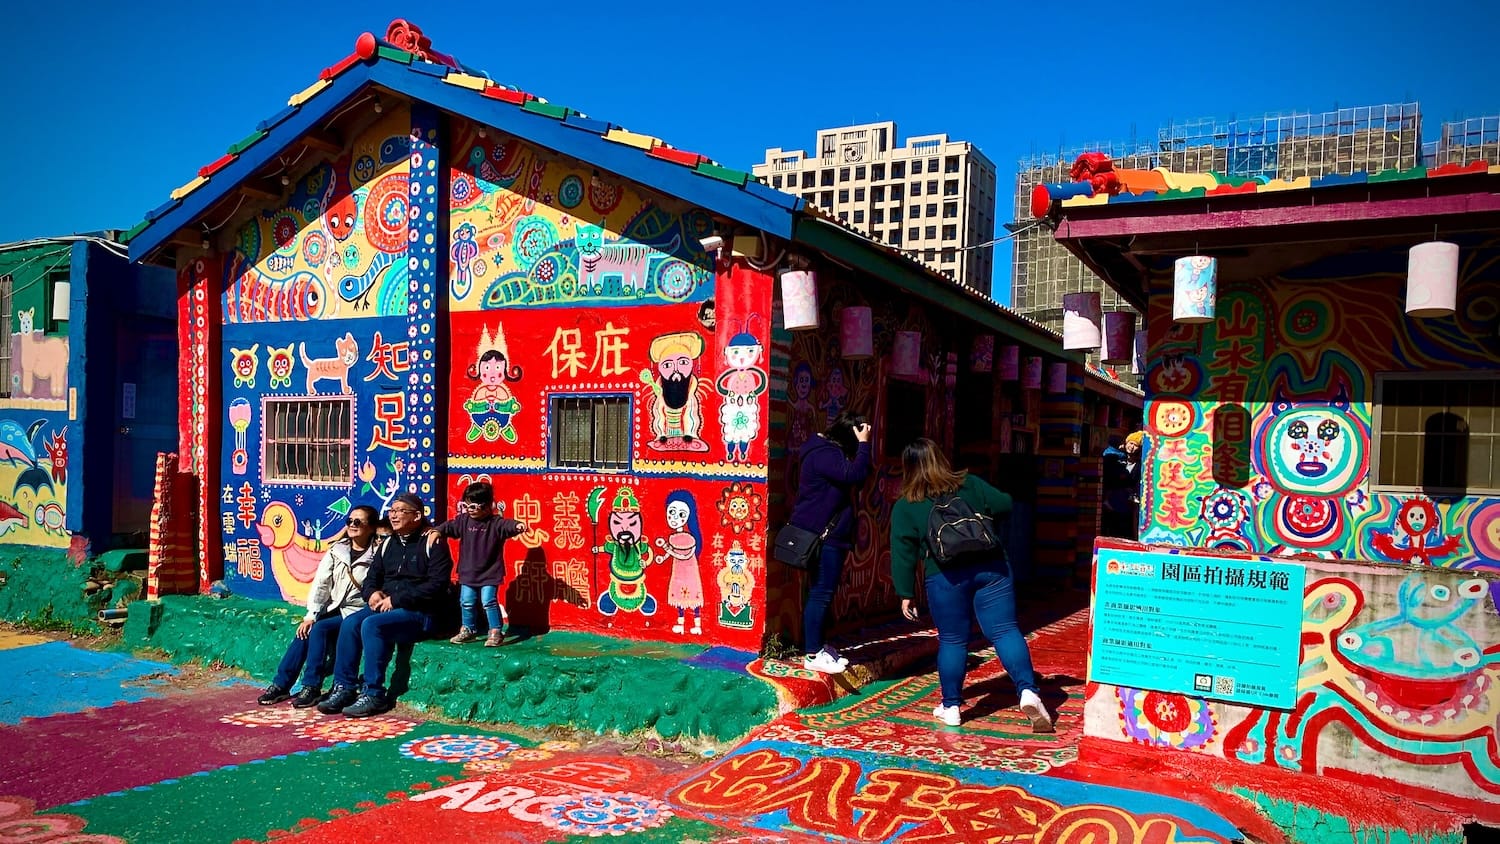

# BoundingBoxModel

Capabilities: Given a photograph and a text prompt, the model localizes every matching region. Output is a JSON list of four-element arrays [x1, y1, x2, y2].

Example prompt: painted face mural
[[640, 332, 708, 453], [230, 345, 259, 389], [717, 541, 755, 630], [1254, 401, 1368, 498], [590, 487, 657, 617], [464, 324, 522, 445], [1370, 497, 1462, 567], [266, 344, 295, 389], [657, 490, 705, 635], [716, 328, 768, 464]]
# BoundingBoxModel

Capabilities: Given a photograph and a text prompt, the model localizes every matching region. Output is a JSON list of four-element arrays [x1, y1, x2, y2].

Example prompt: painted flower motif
[[787, 729, 826, 745], [820, 733, 864, 750], [905, 745, 947, 761], [716, 483, 765, 535], [1117, 687, 1216, 751], [294, 717, 416, 743], [219, 708, 317, 728], [948, 737, 988, 753], [508, 748, 555, 761], [1142, 692, 1192, 733], [861, 739, 906, 754], [463, 758, 515, 774], [359, 459, 377, 484], [854, 722, 895, 737], [902, 731, 941, 746]]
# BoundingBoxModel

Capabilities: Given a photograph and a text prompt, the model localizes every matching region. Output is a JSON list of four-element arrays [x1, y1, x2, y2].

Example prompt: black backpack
[[925, 493, 999, 565]]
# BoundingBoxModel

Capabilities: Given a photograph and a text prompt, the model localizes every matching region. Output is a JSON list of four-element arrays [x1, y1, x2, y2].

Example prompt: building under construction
[[1010, 102, 1500, 348]]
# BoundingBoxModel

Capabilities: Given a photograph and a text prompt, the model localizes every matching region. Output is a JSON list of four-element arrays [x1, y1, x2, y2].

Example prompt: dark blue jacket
[[788, 436, 872, 549]]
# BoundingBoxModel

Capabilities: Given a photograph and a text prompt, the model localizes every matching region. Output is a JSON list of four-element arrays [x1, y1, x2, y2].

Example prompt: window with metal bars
[[263, 398, 354, 484], [1373, 373, 1499, 495], [549, 395, 632, 472], [0, 276, 11, 398]]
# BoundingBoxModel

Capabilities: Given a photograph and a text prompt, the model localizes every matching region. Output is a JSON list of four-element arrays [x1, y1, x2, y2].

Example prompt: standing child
[[436, 481, 526, 646]]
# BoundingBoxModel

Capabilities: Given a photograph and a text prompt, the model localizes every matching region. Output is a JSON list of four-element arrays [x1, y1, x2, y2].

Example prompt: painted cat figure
[[15, 308, 67, 398], [576, 222, 651, 294], [299, 333, 358, 394]]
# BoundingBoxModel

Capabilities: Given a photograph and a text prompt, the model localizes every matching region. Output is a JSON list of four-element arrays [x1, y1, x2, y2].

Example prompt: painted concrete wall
[[443, 120, 770, 649], [1088, 236, 1500, 817], [214, 105, 444, 603]]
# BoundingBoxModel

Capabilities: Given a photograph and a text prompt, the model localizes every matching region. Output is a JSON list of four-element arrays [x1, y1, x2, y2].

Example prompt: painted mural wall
[[0, 245, 71, 549], [444, 122, 771, 649], [1092, 245, 1500, 813], [216, 106, 443, 602]]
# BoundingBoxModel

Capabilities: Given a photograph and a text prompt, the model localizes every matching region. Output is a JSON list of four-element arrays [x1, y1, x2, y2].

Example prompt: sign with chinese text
[[1089, 546, 1305, 708]]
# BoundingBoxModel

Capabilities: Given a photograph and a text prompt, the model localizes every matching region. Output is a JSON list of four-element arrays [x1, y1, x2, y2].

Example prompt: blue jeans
[[925, 558, 1040, 708], [271, 612, 343, 691], [803, 543, 847, 654], [460, 584, 502, 632], [332, 607, 430, 696]]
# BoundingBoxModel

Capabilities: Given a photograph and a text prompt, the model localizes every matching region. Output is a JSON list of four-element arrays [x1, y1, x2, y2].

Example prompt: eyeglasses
[[345, 518, 369, 527], [388, 507, 419, 515], [463, 502, 490, 511]]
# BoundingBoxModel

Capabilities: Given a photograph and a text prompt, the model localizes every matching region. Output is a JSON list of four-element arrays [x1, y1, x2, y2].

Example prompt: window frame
[[1371, 370, 1500, 496], [547, 393, 634, 473], [261, 396, 356, 487]]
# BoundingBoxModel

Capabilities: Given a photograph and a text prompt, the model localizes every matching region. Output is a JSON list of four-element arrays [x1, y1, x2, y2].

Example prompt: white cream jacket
[[304, 540, 375, 620]]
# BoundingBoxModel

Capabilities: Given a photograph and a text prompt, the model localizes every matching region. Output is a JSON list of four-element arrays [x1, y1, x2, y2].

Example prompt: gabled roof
[[126, 26, 800, 262]]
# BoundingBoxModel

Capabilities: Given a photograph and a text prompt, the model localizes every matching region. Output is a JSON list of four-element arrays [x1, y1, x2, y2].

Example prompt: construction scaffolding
[[1011, 102, 1434, 351]]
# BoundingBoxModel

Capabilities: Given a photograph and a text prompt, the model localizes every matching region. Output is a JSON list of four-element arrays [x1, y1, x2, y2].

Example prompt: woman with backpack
[[889, 438, 1052, 731]]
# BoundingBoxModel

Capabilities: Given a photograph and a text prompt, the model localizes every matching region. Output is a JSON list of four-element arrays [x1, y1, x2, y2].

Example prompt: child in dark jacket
[[436, 481, 527, 647]]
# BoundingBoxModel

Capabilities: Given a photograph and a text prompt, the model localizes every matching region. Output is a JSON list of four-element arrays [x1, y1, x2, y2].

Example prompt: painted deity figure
[[640, 332, 710, 453], [787, 362, 818, 452], [464, 324, 522, 444], [656, 491, 704, 634], [820, 365, 849, 427], [593, 487, 656, 616], [716, 541, 755, 630], [450, 222, 479, 299], [716, 329, 767, 464], [1371, 498, 1462, 567]]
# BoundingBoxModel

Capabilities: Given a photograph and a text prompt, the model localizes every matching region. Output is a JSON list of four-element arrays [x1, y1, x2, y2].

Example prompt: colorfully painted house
[[125, 22, 1140, 652], [0, 235, 175, 557], [1034, 159, 1500, 822]]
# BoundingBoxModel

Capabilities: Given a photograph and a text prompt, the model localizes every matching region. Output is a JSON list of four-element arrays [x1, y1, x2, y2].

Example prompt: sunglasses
[[345, 518, 369, 527]]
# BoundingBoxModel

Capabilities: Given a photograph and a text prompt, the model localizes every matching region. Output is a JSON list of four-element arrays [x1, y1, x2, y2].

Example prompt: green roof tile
[[522, 100, 571, 120], [226, 129, 267, 156], [695, 161, 750, 186]]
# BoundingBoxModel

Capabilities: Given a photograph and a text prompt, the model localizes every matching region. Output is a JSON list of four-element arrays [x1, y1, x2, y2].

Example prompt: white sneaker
[[803, 651, 847, 674], [1020, 690, 1054, 733], [932, 704, 961, 726]]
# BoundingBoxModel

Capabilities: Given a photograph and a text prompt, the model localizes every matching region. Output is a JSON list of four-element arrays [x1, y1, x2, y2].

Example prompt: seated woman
[[889, 438, 1052, 732], [320, 493, 454, 718], [257, 505, 379, 707]]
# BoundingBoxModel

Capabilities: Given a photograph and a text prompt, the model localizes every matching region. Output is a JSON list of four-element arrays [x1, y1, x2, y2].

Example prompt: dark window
[[854, 165, 866, 180], [945, 156, 960, 173], [872, 186, 885, 202], [853, 210, 864, 224], [801, 172, 815, 188], [891, 162, 905, 179], [838, 189, 850, 203], [890, 184, 904, 201], [549, 395, 632, 472], [821, 169, 834, 186], [925, 225, 937, 239], [1375, 375, 1499, 494], [910, 205, 921, 219], [943, 202, 958, 218], [910, 182, 921, 196], [821, 191, 833, 206], [911, 159, 923, 174], [264, 398, 355, 484], [888, 229, 902, 244], [871, 163, 886, 180], [771, 175, 782, 188], [942, 225, 957, 241], [838, 167, 850, 182], [944, 179, 959, 196], [908, 227, 919, 241], [884, 379, 926, 458], [872, 209, 885, 224]]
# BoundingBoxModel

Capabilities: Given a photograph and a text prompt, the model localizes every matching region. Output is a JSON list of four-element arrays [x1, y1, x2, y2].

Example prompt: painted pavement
[[0, 627, 1260, 843]]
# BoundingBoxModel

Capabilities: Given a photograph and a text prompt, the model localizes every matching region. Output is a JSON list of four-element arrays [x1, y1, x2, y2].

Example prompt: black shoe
[[290, 686, 324, 709], [257, 685, 290, 706], [317, 685, 359, 715], [342, 692, 391, 718]]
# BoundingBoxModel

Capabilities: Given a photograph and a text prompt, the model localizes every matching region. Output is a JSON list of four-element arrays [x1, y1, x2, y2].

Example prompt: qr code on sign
[[1214, 675, 1236, 696]]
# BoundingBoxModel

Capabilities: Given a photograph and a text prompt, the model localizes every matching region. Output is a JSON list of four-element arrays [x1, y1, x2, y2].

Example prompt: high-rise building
[[1011, 102, 1436, 335], [753, 122, 998, 293]]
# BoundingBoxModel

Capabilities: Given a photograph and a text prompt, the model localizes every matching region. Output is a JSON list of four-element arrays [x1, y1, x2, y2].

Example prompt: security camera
[[700, 236, 724, 252]]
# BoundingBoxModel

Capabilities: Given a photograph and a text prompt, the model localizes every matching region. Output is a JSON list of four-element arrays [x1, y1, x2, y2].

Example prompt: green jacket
[[889, 474, 1012, 598]]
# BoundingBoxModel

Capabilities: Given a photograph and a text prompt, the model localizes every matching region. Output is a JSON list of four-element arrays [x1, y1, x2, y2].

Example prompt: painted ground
[[0, 620, 1272, 844]]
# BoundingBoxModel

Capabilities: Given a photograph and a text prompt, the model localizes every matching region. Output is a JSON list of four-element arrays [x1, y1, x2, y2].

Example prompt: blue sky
[[6, 1, 1491, 303]]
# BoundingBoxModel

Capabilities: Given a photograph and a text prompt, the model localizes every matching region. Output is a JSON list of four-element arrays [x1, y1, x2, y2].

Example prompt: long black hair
[[826, 410, 868, 459]]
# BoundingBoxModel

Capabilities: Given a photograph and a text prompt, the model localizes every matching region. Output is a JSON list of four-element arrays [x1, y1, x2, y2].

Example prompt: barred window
[[549, 395, 631, 472], [264, 397, 354, 484], [1374, 373, 1499, 494]]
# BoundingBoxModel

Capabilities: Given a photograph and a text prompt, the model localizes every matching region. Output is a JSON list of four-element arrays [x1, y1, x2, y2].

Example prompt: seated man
[[320, 493, 453, 717]]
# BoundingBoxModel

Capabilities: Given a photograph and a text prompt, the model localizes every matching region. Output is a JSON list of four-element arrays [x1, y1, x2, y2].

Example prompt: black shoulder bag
[[772, 513, 840, 570]]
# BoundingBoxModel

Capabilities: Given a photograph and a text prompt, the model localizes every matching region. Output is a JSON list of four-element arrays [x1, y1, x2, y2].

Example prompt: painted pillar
[[180, 255, 223, 590], [63, 242, 89, 539], [405, 104, 445, 517]]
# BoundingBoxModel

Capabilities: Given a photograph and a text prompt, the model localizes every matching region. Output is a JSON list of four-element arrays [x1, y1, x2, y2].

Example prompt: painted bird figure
[[257, 502, 340, 604]]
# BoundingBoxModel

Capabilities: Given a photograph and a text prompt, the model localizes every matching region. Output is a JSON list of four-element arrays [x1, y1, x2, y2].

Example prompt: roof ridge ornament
[[384, 19, 461, 69]]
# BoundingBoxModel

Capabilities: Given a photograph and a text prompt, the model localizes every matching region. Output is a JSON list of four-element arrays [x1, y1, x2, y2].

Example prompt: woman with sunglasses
[[257, 505, 380, 708]]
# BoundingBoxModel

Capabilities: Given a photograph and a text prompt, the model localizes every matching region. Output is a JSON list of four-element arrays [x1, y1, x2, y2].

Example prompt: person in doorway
[[786, 410, 873, 674], [1100, 435, 1134, 539], [321, 493, 453, 717], [436, 481, 526, 647], [256, 505, 379, 707], [889, 438, 1052, 732]]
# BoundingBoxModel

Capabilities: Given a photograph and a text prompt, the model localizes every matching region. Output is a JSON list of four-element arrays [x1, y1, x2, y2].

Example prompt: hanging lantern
[[1173, 256, 1217, 323], [1047, 362, 1069, 394], [778, 269, 820, 330], [1131, 331, 1147, 375], [839, 306, 873, 359], [1405, 241, 1459, 318], [970, 334, 995, 373], [1101, 312, 1136, 365], [1022, 356, 1043, 390], [1062, 291, 1102, 350], [892, 331, 922, 378], [998, 344, 1020, 380]]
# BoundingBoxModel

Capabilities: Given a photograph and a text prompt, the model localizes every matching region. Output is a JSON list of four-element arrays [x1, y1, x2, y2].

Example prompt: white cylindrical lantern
[[1062, 291, 1102, 350], [1173, 256, 1217, 323], [998, 344, 1020, 380], [1406, 241, 1459, 318], [892, 331, 922, 378], [778, 269, 819, 330], [1101, 311, 1135, 365], [970, 334, 995, 373], [1047, 362, 1069, 394], [51, 281, 72, 323], [839, 306, 873, 359], [1131, 331, 1147, 375], [1022, 356, 1043, 390]]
